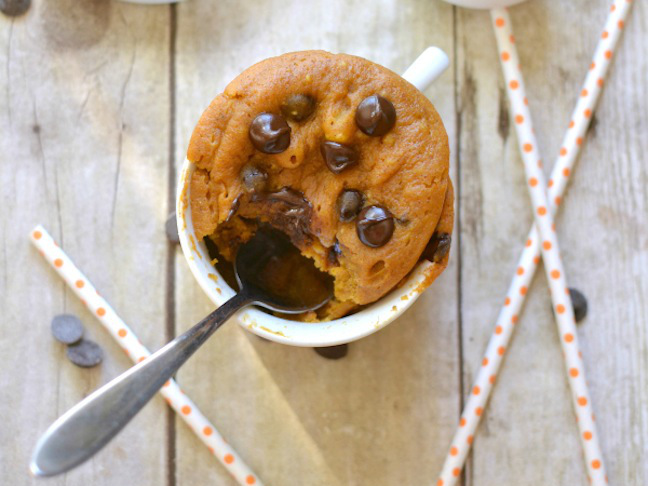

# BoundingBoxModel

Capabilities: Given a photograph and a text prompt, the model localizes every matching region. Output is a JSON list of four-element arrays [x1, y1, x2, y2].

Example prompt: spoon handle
[[31, 291, 251, 477]]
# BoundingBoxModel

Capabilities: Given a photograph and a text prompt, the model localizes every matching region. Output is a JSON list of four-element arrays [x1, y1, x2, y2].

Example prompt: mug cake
[[187, 50, 453, 321]]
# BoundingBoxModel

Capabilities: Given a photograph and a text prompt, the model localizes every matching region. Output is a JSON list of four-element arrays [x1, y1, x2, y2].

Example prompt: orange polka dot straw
[[437, 1, 633, 484], [29, 225, 261, 486]]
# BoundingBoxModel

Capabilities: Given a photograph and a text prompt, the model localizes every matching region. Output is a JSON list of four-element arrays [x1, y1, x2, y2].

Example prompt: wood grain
[[457, 1, 648, 485], [0, 1, 171, 485], [0, 0, 646, 485]]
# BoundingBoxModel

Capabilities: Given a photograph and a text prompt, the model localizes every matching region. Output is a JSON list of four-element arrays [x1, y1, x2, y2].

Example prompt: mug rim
[[176, 158, 433, 347]]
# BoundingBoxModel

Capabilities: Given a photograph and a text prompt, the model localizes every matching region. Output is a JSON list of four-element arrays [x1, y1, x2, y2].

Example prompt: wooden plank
[[1, 0, 644, 485], [0, 2, 171, 485], [456, 0, 648, 484], [173, 1, 459, 484]]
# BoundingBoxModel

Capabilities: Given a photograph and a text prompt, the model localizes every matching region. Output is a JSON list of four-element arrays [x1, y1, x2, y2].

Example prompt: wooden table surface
[[1, 1, 646, 485]]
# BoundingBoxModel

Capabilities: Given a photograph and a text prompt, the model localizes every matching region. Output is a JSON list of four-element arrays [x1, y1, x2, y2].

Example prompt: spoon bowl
[[236, 227, 334, 314]]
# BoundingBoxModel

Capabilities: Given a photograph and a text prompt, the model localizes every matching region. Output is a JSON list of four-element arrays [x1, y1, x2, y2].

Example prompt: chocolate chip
[[249, 113, 291, 154], [569, 288, 588, 323], [421, 232, 451, 263], [320, 141, 358, 174], [314, 344, 348, 360], [263, 187, 310, 209], [355, 95, 396, 136], [225, 194, 242, 223], [241, 164, 268, 193], [281, 94, 316, 122], [327, 240, 342, 266], [356, 205, 394, 248], [165, 213, 180, 244], [337, 189, 364, 222], [0, 0, 31, 17], [51, 314, 84, 345], [66, 339, 104, 368]]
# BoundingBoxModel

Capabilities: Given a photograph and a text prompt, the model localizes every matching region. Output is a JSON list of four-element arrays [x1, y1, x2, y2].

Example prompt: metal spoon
[[30, 228, 333, 477]]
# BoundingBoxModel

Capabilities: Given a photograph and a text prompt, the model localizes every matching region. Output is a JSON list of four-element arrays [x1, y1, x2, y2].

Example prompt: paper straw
[[491, 10, 609, 482], [436, 2, 632, 484], [30, 225, 262, 486]]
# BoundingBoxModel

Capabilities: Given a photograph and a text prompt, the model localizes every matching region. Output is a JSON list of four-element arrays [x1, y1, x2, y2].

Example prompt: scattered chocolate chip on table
[[66, 340, 104, 368], [314, 344, 348, 360], [549, 287, 588, 323], [0, 0, 30, 17], [165, 213, 180, 244], [51, 314, 84, 345], [569, 287, 588, 323]]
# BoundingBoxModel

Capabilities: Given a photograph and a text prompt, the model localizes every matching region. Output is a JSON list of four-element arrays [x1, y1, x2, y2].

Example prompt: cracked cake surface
[[187, 50, 453, 319]]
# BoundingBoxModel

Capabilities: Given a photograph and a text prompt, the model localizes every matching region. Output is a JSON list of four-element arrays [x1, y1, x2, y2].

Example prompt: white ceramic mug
[[177, 48, 450, 347]]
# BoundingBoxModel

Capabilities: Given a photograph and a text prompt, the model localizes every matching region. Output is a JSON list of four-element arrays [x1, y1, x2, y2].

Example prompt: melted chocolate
[[249, 187, 314, 247], [245, 228, 333, 311]]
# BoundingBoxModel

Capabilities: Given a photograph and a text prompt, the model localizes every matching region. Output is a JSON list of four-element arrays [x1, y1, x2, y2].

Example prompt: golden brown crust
[[188, 50, 452, 307]]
